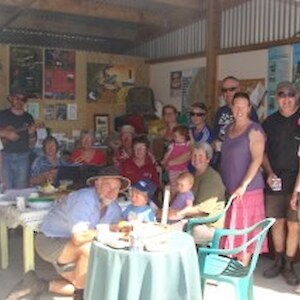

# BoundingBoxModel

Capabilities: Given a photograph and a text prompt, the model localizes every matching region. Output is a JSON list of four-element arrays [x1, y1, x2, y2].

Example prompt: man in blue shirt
[[6, 173, 130, 300]]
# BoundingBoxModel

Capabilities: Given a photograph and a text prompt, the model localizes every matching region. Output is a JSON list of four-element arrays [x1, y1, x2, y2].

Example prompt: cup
[[16, 196, 26, 211], [96, 224, 110, 243], [271, 177, 282, 191]]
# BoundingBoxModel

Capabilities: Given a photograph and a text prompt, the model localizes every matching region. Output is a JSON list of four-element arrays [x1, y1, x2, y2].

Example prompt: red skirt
[[221, 189, 268, 255]]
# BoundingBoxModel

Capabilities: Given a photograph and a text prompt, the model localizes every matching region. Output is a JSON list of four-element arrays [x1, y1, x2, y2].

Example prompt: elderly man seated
[[6, 170, 130, 300]]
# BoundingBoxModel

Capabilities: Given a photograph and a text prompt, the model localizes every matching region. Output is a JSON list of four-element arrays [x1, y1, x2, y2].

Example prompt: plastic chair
[[184, 195, 236, 245], [198, 217, 275, 300]]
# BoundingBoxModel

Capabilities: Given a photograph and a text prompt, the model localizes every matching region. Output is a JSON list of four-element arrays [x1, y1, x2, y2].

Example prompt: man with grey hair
[[6, 171, 130, 300], [262, 81, 300, 286]]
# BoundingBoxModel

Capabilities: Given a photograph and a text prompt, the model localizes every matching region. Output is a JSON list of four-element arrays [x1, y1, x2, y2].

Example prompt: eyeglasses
[[221, 87, 238, 93], [190, 112, 205, 117], [277, 91, 296, 98]]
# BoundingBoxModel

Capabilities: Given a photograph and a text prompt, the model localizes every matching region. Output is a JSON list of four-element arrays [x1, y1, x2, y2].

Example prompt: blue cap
[[132, 178, 157, 198]]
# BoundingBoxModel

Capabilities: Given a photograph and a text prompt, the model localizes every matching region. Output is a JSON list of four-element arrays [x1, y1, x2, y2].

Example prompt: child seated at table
[[122, 178, 157, 222], [170, 171, 194, 211]]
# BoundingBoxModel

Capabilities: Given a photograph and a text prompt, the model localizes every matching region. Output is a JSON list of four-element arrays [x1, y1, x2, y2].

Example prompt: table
[[85, 230, 202, 300], [0, 203, 50, 272], [0, 188, 58, 272]]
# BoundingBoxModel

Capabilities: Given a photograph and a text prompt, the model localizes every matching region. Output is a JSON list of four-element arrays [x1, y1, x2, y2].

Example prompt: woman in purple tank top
[[220, 92, 267, 266]]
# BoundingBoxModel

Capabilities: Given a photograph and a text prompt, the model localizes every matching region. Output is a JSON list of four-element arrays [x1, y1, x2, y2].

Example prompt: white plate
[[0, 200, 15, 206], [104, 239, 129, 249], [27, 201, 53, 209]]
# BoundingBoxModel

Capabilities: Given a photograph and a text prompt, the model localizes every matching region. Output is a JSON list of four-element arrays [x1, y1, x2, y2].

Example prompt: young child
[[170, 171, 194, 210], [161, 125, 191, 196], [122, 178, 157, 222]]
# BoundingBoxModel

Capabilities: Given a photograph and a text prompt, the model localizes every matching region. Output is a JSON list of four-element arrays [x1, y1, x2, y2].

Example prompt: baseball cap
[[276, 81, 297, 94], [132, 178, 157, 198]]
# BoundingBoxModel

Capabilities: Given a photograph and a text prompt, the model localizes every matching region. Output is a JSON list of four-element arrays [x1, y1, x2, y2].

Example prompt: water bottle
[[129, 226, 144, 251]]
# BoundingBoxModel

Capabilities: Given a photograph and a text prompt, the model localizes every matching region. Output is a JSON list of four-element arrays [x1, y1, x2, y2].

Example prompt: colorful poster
[[293, 43, 300, 93], [56, 104, 67, 120], [87, 63, 135, 102], [44, 49, 76, 100], [45, 104, 56, 120], [268, 46, 291, 116], [170, 71, 182, 98], [10, 46, 43, 98]]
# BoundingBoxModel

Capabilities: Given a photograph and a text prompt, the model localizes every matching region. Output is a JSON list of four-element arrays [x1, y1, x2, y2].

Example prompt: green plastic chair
[[184, 195, 236, 245], [198, 217, 275, 300]]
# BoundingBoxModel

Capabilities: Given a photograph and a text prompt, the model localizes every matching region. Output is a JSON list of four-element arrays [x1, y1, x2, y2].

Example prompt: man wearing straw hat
[[6, 169, 130, 300]]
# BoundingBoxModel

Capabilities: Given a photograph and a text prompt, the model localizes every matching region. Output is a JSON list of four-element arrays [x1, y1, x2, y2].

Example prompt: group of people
[[3, 77, 300, 299]]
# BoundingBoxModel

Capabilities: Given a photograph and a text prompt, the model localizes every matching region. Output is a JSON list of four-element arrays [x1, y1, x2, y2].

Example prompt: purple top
[[171, 191, 194, 210], [220, 122, 265, 193]]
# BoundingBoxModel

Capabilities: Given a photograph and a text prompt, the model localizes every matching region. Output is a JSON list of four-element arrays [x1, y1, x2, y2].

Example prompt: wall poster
[[87, 63, 135, 102], [268, 46, 291, 116], [44, 49, 76, 100], [9, 46, 43, 98]]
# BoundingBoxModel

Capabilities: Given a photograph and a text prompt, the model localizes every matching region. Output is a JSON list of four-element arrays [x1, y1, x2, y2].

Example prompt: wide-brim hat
[[86, 166, 130, 192], [87, 175, 130, 192]]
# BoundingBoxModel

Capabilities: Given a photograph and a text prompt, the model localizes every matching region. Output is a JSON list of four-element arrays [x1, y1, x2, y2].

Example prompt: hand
[[3, 128, 19, 142], [168, 209, 182, 221], [44, 169, 57, 183], [27, 123, 36, 135], [232, 185, 247, 200], [266, 173, 278, 189], [290, 192, 298, 211]]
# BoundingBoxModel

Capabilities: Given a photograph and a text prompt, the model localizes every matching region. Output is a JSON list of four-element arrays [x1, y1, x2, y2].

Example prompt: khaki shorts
[[265, 194, 298, 222], [35, 233, 69, 264]]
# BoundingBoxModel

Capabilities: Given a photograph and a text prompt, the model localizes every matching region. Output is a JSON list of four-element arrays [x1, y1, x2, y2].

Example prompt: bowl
[[27, 197, 54, 209]]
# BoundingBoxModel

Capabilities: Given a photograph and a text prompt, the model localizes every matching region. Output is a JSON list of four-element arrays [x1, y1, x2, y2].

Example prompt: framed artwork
[[94, 114, 109, 144]]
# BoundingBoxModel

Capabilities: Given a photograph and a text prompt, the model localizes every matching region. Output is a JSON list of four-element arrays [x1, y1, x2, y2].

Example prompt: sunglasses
[[277, 91, 296, 98], [190, 112, 205, 117], [221, 87, 238, 93]]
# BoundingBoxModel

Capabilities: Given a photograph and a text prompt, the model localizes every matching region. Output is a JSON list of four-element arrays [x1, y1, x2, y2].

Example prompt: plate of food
[[38, 182, 57, 195], [27, 197, 54, 209]]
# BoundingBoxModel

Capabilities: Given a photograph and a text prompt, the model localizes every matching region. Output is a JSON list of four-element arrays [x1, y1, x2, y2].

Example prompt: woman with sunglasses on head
[[220, 92, 267, 266]]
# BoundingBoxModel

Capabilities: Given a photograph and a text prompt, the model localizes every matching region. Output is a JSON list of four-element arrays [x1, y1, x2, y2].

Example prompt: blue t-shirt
[[214, 105, 259, 141], [40, 187, 122, 238], [122, 204, 155, 222], [30, 155, 68, 177]]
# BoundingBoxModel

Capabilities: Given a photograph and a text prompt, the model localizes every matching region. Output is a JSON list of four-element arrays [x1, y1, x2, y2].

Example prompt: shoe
[[263, 252, 284, 278], [73, 289, 84, 300], [282, 256, 299, 286], [6, 270, 48, 300]]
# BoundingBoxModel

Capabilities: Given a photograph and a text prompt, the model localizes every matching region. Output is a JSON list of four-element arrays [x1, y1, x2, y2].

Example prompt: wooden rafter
[[0, 0, 166, 27], [152, 0, 201, 10]]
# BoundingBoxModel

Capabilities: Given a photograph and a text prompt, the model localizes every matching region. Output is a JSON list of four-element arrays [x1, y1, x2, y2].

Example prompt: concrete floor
[[1, 228, 300, 300]]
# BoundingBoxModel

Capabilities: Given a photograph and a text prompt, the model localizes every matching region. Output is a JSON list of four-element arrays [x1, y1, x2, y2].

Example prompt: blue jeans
[[3, 152, 30, 189]]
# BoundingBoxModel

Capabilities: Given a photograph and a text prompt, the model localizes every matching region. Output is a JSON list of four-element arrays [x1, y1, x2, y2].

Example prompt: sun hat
[[131, 178, 157, 198], [276, 81, 297, 94], [86, 166, 130, 192]]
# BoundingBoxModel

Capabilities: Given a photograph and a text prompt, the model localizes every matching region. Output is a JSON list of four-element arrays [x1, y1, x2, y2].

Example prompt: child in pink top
[[161, 125, 191, 197]]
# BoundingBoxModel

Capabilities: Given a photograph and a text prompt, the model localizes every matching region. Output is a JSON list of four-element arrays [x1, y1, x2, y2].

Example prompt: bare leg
[[286, 221, 299, 257], [49, 279, 75, 296], [271, 218, 286, 252], [48, 240, 92, 295]]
